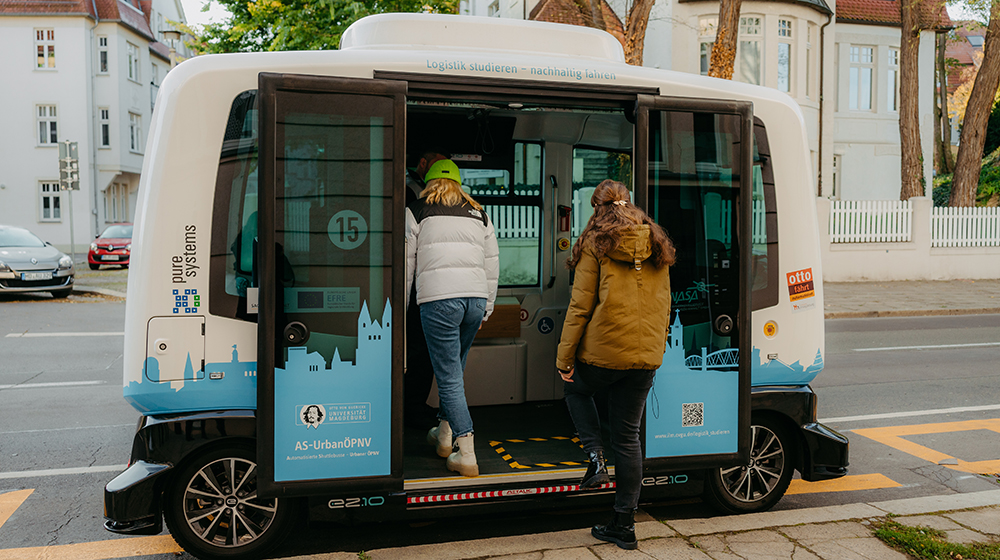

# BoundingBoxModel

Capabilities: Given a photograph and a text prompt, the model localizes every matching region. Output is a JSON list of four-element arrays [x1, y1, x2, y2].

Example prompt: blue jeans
[[420, 297, 486, 438], [564, 362, 656, 512]]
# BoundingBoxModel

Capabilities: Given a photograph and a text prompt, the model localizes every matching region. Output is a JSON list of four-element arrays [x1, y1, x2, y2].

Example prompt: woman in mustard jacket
[[556, 179, 675, 550]]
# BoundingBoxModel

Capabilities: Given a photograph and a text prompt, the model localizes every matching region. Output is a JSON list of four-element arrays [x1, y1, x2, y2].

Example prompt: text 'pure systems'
[[171, 225, 198, 284], [425, 59, 616, 81]]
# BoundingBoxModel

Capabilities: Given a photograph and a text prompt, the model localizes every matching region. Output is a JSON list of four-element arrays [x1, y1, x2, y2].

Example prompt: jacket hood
[[607, 225, 652, 264]]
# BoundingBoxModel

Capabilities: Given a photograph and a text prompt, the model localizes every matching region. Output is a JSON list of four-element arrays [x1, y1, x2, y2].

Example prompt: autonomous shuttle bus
[[104, 13, 848, 559]]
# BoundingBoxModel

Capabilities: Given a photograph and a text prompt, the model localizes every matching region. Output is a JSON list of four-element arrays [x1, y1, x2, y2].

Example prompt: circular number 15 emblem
[[328, 210, 368, 250]]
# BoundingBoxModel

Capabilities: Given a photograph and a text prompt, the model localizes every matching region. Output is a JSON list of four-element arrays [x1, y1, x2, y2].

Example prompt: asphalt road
[[0, 298, 998, 559]]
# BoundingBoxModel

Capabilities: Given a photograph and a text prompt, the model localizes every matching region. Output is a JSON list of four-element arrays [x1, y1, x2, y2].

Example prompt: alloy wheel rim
[[718, 425, 785, 503], [183, 457, 278, 548]]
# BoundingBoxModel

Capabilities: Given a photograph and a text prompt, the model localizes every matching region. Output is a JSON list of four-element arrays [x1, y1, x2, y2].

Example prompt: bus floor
[[402, 400, 614, 483]]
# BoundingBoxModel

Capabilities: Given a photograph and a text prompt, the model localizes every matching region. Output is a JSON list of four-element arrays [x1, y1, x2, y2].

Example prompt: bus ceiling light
[[508, 103, 523, 109]]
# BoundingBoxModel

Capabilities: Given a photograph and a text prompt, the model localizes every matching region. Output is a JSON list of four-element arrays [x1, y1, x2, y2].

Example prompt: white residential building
[[0, 0, 191, 251]]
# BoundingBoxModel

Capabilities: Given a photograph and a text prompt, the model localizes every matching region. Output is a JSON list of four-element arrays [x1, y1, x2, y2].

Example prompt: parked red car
[[88, 223, 133, 270]]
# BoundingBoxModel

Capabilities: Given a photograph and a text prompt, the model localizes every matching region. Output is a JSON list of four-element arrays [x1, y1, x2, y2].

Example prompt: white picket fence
[[829, 200, 913, 243], [931, 206, 1000, 247]]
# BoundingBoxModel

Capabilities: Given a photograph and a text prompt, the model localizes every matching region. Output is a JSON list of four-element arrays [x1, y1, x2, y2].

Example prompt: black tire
[[163, 442, 300, 560], [703, 416, 795, 514], [89, 263, 100, 270], [50, 288, 72, 299]]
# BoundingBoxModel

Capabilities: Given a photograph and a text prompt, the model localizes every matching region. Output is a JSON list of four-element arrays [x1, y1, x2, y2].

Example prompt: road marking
[[853, 341, 1000, 352], [0, 423, 133, 435], [4, 331, 125, 338], [853, 418, 1000, 474], [821, 403, 1000, 424], [0, 381, 106, 390], [0, 535, 182, 560], [0, 465, 125, 480], [786, 473, 901, 495], [0, 489, 33, 531]]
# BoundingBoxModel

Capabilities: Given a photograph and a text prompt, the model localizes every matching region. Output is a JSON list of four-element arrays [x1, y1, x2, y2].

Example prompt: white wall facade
[[0, 11, 180, 252]]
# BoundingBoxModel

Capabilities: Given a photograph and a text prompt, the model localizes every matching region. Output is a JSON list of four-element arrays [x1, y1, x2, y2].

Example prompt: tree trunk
[[624, 0, 655, 66], [937, 31, 954, 173], [588, 0, 606, 31], [708, 0, 742, 79], [899, 0, 924, 200], [951, 1, 1000, 207]]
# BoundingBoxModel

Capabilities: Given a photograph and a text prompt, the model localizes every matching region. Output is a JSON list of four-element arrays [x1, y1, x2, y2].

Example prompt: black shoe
[[592, 510, 637, 550], [580, 450, 609, 489]]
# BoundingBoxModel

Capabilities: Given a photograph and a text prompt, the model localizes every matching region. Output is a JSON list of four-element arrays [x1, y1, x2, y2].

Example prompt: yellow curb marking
[[0, 489, 33, 531], [853, 418, 1000, 474], [0, 535, 182, 560], [786, 473, 901, 495]]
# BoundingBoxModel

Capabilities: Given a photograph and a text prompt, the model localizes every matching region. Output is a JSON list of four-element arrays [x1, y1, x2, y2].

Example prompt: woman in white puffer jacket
[[405, 159, 499, 477]]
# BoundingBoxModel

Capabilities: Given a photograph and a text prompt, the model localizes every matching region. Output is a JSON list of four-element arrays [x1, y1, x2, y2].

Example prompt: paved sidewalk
[[287, 490, 1000, 560], [824, 279, 1000, 318]]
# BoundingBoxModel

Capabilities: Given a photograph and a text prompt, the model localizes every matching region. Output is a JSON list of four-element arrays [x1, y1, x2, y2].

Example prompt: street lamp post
[[162, 29, 182, 68]]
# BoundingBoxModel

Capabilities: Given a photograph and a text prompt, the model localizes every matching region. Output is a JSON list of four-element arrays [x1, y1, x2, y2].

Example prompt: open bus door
[[634, 96, 754, 474], [256, 73, 407, 497]]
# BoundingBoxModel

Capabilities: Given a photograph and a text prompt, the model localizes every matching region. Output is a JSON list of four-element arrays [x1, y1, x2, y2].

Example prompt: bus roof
[[340, 13, 626, 63]]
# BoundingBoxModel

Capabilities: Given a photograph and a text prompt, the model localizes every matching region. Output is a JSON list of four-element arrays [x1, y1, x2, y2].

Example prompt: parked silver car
[[0, 225, 74, 298]]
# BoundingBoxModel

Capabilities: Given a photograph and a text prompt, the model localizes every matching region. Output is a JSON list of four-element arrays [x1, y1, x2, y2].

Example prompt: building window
[[129, 112, 142, 152], [127, 42, 140, 82], [106, 183, 129, 222], [738, 16, 762, 85], [849, 45, 874, 111], [887, 48, 900, 112], [40, 182, 61, 222], [806, 25, 813, 99], [699, 17, 718, 76], [35, 29, 55, 69], [487, 0, 499, 16], [37, 105, 58, 145], [100, 108, 111, 148], [98, 36, 109, 73], [777, 19, 792, 94], [967, 35, 984, 47]]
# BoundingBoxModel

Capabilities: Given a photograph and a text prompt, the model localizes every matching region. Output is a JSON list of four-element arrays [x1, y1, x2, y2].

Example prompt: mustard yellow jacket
[[556, 225, 672, 371]]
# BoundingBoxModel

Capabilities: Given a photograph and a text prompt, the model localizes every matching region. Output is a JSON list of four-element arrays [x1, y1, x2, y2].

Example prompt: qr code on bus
[[681, 403, 704, 428]]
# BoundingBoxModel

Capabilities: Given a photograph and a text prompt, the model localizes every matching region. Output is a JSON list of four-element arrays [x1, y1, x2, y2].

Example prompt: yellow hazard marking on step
[[495, 447, 505, 454], [786, 473, 901, 495], [489, 441, 502, 446], [0, 489, 33, 531], [854, 418, 1000, 474], [529, 438, 547, 441], [489, 436, 587, 470], [559, 461, 583, 466], [552, 436, 570, 440], [507, 439, 525, 443], [502, 454, 512, 461], [0, 535, 182, 560], [536, 463, 557, 468]]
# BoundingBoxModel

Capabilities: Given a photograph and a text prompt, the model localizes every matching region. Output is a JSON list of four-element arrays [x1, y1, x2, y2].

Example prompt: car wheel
[[704, 416, 794, 514], [163, 442, 301, 560], [89, 263, 100, 270], [50, 288, 72, 299]]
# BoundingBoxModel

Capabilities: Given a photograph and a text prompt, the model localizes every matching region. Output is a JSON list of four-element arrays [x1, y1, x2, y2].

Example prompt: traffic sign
[[58, 141, 80, 191]]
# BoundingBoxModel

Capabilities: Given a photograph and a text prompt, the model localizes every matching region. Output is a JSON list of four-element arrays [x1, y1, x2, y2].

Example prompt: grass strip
[[873, 519, 1000, 560]]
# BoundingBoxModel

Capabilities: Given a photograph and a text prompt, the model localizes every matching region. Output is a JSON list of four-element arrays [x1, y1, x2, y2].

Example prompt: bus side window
[[571, 147, 632, 252], [467, 142, 543, 287], [751, 120, 778, 310], [210, 89, 259, 320]]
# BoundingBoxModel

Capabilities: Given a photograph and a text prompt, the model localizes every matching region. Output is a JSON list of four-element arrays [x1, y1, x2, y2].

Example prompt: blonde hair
[[420, 178, 483, 211]]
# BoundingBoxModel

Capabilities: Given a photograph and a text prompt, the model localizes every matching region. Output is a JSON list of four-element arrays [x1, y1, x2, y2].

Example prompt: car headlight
[[0, 260, 9, 272], [126, 243, 131, 252], [58, 255, 73, 270], [90, 242, 98, 252]]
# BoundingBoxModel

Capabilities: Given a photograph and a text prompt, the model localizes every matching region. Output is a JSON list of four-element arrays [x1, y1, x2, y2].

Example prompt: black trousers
[[564, 361, 656, 512]]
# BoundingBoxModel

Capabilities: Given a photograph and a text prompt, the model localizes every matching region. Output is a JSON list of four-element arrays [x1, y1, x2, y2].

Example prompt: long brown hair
[[421, 178, 484, 211], [567, 180, 676, 269]]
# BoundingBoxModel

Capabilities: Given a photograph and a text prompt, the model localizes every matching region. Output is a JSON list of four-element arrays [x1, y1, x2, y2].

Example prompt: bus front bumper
[[799, 421, 849, 482], [103, 460, 172, 535]]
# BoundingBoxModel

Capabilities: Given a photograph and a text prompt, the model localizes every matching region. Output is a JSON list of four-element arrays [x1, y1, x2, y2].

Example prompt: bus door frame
[[256, 72, 408, 498], [633, 94, 754, 471]]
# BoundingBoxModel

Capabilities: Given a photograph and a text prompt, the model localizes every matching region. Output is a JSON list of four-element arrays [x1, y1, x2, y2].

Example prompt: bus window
[[467, 142, 543, 287], [210, 90, 259, 320], [751, 120, 778, 310], [570, 147, 631, 250]]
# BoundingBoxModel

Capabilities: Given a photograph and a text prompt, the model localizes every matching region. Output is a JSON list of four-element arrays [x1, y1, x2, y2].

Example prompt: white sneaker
[[447, 433, 479, 477], [427, 420, 452, 458]]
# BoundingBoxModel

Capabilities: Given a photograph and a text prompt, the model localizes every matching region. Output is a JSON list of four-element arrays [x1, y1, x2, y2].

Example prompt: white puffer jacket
[[405, 199, 500, 320]]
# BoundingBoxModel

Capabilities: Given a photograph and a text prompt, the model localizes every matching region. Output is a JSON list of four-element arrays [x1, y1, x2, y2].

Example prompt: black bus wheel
[[704, 416, 794, 514], [163, 442, 299, 560]]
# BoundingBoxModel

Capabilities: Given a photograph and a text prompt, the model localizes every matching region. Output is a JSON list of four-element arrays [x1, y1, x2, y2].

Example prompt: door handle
[[713, 314, 734, 337], [283, 321, 310, 346]]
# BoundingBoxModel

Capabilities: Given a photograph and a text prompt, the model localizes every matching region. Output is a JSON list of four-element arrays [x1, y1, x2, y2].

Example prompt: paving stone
[[946, 507, 1000, 536], [805, 537, 909, 560], [637, 520, 677, 539], [639, 537, 715, 560], [368, 526, 598, 559], [870, 489, 1000, 516], [488, 553, 544, 560], [539, 549, 601, 560], [781, 521, 873, 543], [892, 514, 962, 532], [790, 548, 822, 560], [945, 528, 994, 544], [666, 504, 883, 536], [591, 542, 654, 559], [689, 535, 730, 555]]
